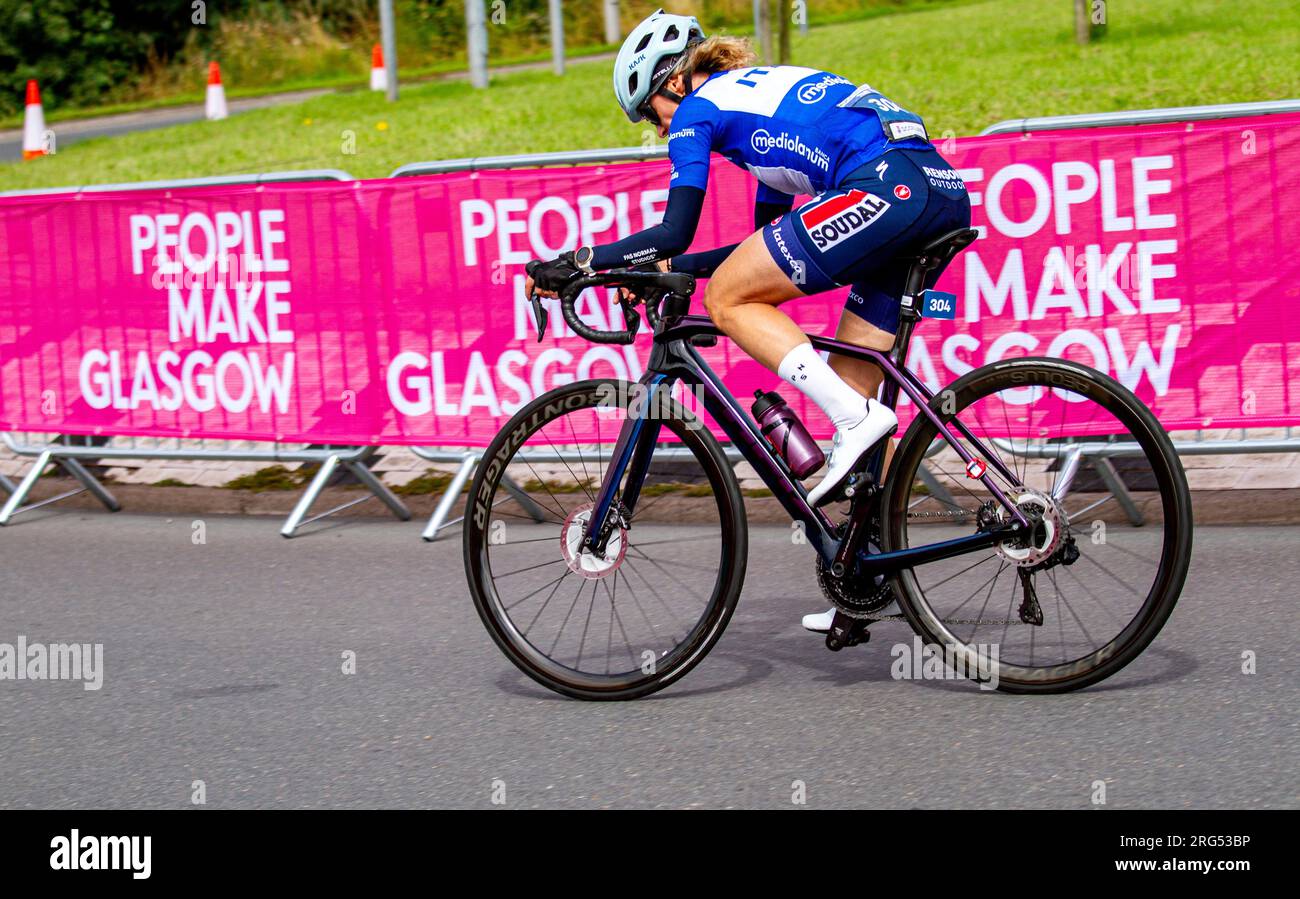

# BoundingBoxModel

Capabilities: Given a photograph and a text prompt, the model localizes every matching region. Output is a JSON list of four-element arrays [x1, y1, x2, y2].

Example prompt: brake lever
[[616, 287, 641, 338], [524, 260, 549, 342], [528, 291, 549, 343]]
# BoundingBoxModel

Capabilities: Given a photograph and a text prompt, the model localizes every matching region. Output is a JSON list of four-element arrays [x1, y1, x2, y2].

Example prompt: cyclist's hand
[[527, 253, 582, 298], [618, 259, 670, 304]]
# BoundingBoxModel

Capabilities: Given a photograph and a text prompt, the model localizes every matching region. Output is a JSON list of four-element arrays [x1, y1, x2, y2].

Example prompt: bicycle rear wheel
[[881, 357, 1193, 693], [463, 378, 747, 700]]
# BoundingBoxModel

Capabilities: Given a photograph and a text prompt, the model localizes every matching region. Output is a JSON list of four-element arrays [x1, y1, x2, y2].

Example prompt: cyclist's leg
[[831, 279, 902, 400], [699, 234, 808, 372], [705, 230, 901, 493], [803, 289, 902, 634], [792, 150, 970, 631]]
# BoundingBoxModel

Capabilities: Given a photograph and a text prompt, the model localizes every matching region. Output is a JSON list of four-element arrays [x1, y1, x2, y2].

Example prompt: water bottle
[[751, 389, 825, 480]]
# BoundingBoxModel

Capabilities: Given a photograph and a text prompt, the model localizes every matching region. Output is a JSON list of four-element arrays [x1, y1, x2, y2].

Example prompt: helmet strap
[[656, 84, 686, 105]]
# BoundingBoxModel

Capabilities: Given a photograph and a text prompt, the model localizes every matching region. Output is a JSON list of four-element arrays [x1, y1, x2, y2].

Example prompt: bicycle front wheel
[[882, 357, 1193, 693], [463, 378, 747, 700]]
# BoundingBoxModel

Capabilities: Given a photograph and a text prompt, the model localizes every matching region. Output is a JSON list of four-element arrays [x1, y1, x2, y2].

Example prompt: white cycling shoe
[[801, 608, 838, 632], [805, 399, 898, 507]]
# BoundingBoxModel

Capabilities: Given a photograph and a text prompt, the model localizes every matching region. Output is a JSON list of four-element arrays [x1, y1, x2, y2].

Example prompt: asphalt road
[[0, 89, 333, 164], [0, 511, 1295, 809]]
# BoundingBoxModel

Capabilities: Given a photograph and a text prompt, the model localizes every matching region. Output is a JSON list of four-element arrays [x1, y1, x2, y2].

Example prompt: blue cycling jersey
[[667, 66, 931, 203], [586, 65, 935, 273]]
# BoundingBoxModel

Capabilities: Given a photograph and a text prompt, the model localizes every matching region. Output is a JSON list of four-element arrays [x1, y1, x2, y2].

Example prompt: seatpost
[[890, 259, 931, 370]]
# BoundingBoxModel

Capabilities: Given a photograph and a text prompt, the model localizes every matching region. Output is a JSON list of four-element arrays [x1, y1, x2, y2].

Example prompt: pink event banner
[[2, 112, 1299, 446]]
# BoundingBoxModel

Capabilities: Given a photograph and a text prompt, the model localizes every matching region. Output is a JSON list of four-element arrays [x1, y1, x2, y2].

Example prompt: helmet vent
[[634, 33, 653, 53], [663, 24, 680, 42], [627, 72, 638, 94]]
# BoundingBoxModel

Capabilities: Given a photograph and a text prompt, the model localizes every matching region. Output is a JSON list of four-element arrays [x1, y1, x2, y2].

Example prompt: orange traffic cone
[[370, 44, 387, 92], [205, 61, 228, 121], [22, 80, 48, 160]]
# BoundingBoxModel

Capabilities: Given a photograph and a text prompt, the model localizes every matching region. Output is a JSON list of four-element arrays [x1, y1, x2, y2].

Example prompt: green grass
[[222, 464, 317, 491], [0, 44, 623, 131], [391, 469, 456, 495], [3, 0, 1296, 191]]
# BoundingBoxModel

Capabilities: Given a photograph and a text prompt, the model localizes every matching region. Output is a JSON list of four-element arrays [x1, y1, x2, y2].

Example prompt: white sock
[[776, 342, 869, 431]]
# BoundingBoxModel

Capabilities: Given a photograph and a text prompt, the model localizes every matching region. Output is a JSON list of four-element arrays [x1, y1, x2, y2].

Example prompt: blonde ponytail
[[680, 35, 757, 78]]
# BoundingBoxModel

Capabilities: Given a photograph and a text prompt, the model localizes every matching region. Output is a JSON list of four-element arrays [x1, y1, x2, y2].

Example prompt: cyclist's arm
[[588, 111, 715, 271], [589, 186, 705, 269], [669, 191, 794, 277]]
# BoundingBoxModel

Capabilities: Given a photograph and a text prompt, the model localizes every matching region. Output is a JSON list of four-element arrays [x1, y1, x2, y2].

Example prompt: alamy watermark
[[0, 636, 104, 691], [890, 636, 999, 691]]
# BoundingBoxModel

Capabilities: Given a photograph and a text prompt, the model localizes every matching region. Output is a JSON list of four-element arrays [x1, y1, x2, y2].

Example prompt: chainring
[[815, 523, 895, 619]]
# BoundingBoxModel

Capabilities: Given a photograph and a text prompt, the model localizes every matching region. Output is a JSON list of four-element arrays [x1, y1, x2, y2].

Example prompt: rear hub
[[994, 489, 1067, 568]]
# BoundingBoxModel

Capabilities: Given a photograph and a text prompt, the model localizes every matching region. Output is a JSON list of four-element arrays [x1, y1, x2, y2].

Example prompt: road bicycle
[[463, 229, 1193, 699]]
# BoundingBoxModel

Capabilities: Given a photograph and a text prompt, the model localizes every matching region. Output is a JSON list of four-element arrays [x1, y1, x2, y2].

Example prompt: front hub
[[560, 503, 627, 579]]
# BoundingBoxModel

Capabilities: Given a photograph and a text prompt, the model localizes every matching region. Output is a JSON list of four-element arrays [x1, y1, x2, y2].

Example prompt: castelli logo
[[894, 184, 911, 200]]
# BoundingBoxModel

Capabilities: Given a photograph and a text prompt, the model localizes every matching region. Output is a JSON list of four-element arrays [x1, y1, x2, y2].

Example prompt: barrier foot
[[281, 449, 412, 537], [1091, 457, 1145, 527], [1050, 446, 1085, 501], [422, 453, 478, 542], [501, 474, 548, 523], [343, 448, 411, 522], [0, 450, 54, 525], [280, 454, 341, 538], [915, 462, 959, 517], [58, 456, 120, 512]]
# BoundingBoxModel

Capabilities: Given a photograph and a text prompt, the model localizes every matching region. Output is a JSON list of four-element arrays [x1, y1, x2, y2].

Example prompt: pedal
[[824, 611, 871, 651], [814, 467, 876, 508]]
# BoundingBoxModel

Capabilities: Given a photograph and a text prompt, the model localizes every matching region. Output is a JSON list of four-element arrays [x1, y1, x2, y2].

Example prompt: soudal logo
[[800, 190, 890, 251], [750, 129, 831, 171], [797, 74, 852, 104]]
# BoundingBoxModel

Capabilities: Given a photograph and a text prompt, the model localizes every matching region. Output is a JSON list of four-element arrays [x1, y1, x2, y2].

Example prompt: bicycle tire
[[463, 378, 748, 700], [881, 357, 1193, 693]]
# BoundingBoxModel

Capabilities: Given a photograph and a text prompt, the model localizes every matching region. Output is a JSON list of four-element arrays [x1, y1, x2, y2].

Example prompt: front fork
[[584, 374, 668, 555]]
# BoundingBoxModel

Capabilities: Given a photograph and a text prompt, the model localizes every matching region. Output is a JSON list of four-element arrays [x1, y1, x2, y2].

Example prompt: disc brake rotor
[[560, 503, 627, 579], [993, 489, 1066, 568]]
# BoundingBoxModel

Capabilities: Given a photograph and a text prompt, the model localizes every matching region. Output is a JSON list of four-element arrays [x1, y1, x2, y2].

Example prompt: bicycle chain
[[906, 509, 977, 521], [858, 612, 1027, 626], [823, 509, 1026, 624]]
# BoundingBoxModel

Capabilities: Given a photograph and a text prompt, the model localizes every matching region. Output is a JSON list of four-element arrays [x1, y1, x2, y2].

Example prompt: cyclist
[[526, 10, 971, 634]]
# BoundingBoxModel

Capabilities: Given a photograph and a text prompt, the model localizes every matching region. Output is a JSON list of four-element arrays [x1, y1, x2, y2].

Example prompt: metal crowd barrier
[[390, 145, 667, 177], [977, 99, 1300, 503], [409, 444, 748, 542], [5, 100, 1299, 538], [979, 98, 1300, 135], [0, 168, 412, 536], [394, 98, 1300, 539], [0, 432, 409, 536]]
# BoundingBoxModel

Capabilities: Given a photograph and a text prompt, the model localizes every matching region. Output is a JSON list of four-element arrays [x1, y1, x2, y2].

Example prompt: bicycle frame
[[584, 308, 1032, 578]]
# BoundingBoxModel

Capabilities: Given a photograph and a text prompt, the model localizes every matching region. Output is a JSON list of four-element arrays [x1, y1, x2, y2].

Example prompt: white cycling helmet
[[613, 9, 705, 123]]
